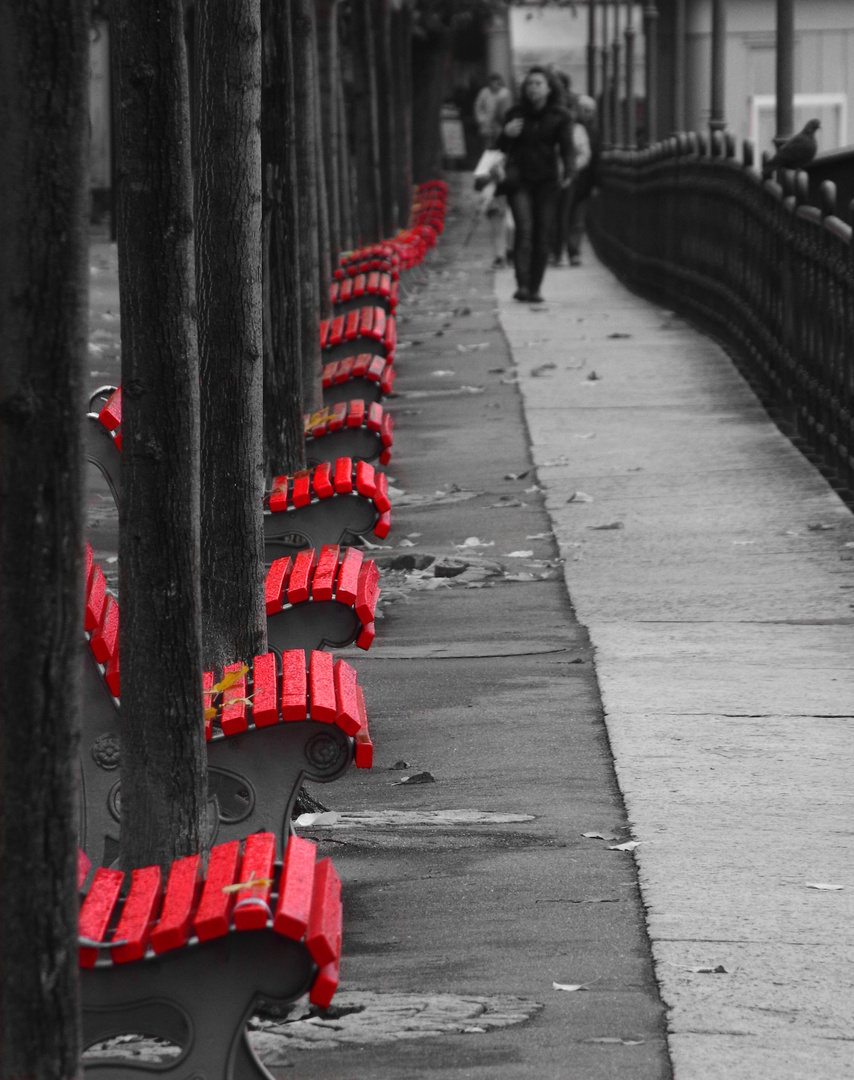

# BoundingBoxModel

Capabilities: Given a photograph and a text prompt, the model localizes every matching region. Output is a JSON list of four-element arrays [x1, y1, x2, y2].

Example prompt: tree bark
[[316, 0, 342, 262], [373, 0, 398, 237], [350, 0, 383, 244], [195, 0, 267, 670], [311, 6, 333, 320], [291, 0, 323, 413], [113, 0, 208, 874], [261, 0, 306, 476], [391, 2, 413, 229], [411, 28, 449, 183], [0, 2, 88, 1075]]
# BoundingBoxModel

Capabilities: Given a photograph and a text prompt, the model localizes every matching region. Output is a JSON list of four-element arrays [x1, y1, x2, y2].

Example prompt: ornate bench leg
[[267, 600, 360, 654], [82, 932, 313, 1079]]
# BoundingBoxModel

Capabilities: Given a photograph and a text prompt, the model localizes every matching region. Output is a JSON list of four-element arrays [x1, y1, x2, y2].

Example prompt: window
[[750, 93, 848, 153]]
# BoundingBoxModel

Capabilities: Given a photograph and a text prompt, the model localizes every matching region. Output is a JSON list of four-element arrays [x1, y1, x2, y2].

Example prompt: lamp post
[[776, 0, 794, 141], [709, 0, 727, 134], [625, 0, 636, 146], [601, 0, 611, 145], [612, 0, 622, 145], [587, 0, 597, 99], [673, 0, 686, 132]]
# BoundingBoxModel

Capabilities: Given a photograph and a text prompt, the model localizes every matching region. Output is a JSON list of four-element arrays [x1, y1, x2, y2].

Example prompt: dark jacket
[[497, 102, 574, 187]]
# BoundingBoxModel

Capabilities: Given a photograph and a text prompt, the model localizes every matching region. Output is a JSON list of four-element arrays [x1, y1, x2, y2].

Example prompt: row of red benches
[[79, 180, 448, 1078]]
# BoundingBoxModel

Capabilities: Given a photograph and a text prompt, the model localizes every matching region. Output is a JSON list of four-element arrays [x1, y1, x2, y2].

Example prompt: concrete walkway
[[498, 240, 854, 1078]]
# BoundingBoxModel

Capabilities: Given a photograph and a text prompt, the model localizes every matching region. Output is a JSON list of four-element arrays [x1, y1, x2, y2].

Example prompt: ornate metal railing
[[588, 130, 854, 495]]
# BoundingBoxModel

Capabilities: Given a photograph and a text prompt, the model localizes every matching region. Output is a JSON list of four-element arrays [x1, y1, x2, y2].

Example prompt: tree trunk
[[195, 0, 267, 670], [373, 0, 398, 237], [391, 2, 413, 229], [291, 0, 322, 413], [311, 7, 333, 320], [337, 56, 355, 252], [261, 0, 306, 477], [412, 29, 449, 184], [0, 2, 88, 1075], [113, 0, 208, 874], [316, 0, 341, 262], [350, 0, 383, 244]]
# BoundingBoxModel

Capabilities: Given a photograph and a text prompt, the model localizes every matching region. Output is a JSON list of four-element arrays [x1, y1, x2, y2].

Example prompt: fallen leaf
[[431, 369, 455, 377], [806, 882, 844, 891], [211, 665, 249, 693], [607, 332, 632, 339], [526, 532, 553, 540], [589, 522, 624, 530], [586, 1037, 645, 1045], [504, 470, 531, 480], [582, 832, 619, 841], [221, 878, 273, 895], [456, 342, 489, 352], [456, 536, 494, 549], [689, 965, 728, 974], [398, 538, 417, 547], [608, 840, 640, 851], [391, 771, 435, 786], [490, 498, 525, 508], [553, 982, 588, 992], [505, 550, 534, 558], [586, 370, 601, 381], [505, 572, 537, 582], [574, 432, 595, 439], [531, 363, 556, 377], [542, 455, 569, 467], [807, 523, 836, 531], [567, 491, 594, 504]]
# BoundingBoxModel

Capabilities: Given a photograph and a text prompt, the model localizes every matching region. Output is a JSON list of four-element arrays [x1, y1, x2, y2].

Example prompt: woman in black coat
[[497, 66, 575, 303]]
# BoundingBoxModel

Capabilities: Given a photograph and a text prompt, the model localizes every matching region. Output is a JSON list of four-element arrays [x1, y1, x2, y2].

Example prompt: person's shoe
[[569, 255, 581, 267], [492, 255, 506, 268], [529, 293, 544, 304], [513, 287, 531, 302]]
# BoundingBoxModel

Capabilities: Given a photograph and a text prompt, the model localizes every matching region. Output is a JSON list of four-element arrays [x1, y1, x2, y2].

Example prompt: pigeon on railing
[[762, 118, 821, 178]]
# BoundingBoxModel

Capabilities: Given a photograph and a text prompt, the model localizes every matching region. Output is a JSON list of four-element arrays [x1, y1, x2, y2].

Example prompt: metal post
[[587, 0, 597, 99], [673, 0, 686, 132], [612, 0, 622, 145], [776, 0, 794, 140], [643, 2, 658, 144], [709, 0, 727, 133], [625, 0, 636, 146], [601, 0, 611, 146]]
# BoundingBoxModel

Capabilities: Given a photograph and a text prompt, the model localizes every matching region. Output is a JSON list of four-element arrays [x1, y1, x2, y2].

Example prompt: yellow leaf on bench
[[221, 878, 273, 895], [211, 665, 248, 694]]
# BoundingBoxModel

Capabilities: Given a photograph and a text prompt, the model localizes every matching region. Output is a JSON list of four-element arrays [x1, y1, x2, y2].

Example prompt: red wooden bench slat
[[344, 310, 360, 341], [312, 545, 340, 602], [78, 849, 92, 891], [265, 556, 292, 616], [375, 509, 391, 539], [319, 319, 330, 349], [347, 399, 365, 429], [366, 401, 382, 433], [192, 840, 240, 942], [269, 476, 289, 513], [328, 315, 345, 348], [98, 386, 122, 431], [379, 272, 391, 298], [379, 411, 393, 446], [112, 866, 163, 964], [359, 307, 374, 338], [352, 273, 366, 298], [328, 402, 347, 432], [305, 858, 342, 967], [85, 565, 107, 632], [352, 353, 371, 378], [340, 277, 353, 301], [373, 471, 390, 513], [105, 651, 120, 697], [234, 832, 276, 931], [287, 548, 317, 605], [335, 547, 363, 605], [354, 460, 376, 501], [329, 282, 340, 305], [356, 620, 375, 650], [273, 835, 317, 940], [220, 662, 249, 736], [280, 649, 308, 720], [85, 543, 94, 591], [379, 361, 395, 395], [370, 308, 387, 343], [365, 355, 385, 382], [337, 355, 355, 382], [321, 360, 337, 388], [309, 650, 336, 723], [333, 457, 353, 494], [252, 652, 279, 728], [292, 470, 312, 508], [312, 461, 334, 499], [355, 560, 380, 625], [367, 270, 380, 294], [310, 956, 341, 1009], [384, 317, 397, 355], [79, 867, 124, 968], [332, 659, 361, 736], [90, 593, 119, 664], [150, 854, 201, 954], [354, 685, 373, 768]]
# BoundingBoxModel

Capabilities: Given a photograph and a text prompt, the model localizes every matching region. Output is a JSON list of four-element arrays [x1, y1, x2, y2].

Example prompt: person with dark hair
[[497, 66, 575, 303], [474, 73, 513, 153]]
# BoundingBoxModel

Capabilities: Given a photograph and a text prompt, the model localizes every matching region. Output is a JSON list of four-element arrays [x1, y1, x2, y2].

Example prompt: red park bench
[[321, 352, 396, 407], [305, 398, 394, 466]]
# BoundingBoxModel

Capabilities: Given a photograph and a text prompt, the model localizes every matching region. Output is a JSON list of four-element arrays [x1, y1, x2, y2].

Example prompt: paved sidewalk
[[498, 230, 854, 1078]]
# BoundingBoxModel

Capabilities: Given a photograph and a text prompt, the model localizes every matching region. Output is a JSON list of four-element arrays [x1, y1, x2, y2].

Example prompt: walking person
[[473, 73, 512, 153], [551, 98, 593, 267], [497, 66, 575, 303]]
